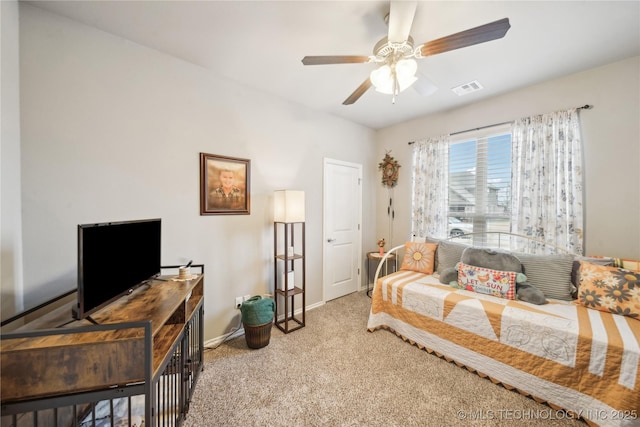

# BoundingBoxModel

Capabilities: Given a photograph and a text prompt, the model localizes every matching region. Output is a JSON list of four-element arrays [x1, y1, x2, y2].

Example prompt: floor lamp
[[273, 190, 306, 333]]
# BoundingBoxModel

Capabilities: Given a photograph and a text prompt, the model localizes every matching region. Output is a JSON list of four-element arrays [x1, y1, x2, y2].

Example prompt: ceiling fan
[[301, 1, 510, 105]]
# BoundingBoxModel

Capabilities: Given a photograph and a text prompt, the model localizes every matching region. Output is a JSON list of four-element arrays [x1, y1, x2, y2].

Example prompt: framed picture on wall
[[200, 153, 250, 215]]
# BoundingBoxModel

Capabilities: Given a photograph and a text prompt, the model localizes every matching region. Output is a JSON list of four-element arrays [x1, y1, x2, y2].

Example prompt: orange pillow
[[577, 262, 640, 320], [400, 242, 437, 274]]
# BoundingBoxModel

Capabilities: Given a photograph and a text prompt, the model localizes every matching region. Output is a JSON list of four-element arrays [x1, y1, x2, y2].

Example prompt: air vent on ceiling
[[451, 80, 484, 96]]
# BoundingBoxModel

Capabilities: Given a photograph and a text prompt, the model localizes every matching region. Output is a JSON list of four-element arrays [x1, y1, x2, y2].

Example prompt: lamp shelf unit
[[273, 221, 305, 334], [275, 286, 304, 296], [275, 254, 304, 261]]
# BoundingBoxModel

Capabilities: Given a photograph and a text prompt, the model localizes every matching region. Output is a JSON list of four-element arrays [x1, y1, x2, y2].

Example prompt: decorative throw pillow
[[435, 240, 468, 274], [571, 255, 615, 292], [577, 262, 640, 319], [400, 242, 437, 274], [457, 262, 517, 300], [516, 253, 575, 300]]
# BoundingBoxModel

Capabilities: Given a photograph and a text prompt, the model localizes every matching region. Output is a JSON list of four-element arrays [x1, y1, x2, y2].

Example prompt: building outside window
[[448, 129, 512, 247]]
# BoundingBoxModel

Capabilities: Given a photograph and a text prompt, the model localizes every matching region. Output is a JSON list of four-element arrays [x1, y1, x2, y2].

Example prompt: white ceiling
[[26, 1, 640, 130]]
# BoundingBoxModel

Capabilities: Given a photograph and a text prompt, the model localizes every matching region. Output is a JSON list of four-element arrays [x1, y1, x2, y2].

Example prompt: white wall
[[13, 3, 639, 342], [17, 4, 377, 340], [376, 56, 640, 259], [1, 0, 24, 319]]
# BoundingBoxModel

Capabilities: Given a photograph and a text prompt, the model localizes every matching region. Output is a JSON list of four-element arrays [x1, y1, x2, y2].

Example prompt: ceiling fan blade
[[343, 78, 373, 105], [388, 1, 417, 43], [419, 18, 511, 57], [413, 72, 438, 97], [302, 55, 370, 65]]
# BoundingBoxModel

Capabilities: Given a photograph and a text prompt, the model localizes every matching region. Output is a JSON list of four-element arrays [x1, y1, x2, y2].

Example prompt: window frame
[[448, 124, 512, 246]]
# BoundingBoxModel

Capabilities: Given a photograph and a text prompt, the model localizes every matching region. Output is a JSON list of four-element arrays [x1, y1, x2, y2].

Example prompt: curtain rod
[[407, 104, 592, 145]]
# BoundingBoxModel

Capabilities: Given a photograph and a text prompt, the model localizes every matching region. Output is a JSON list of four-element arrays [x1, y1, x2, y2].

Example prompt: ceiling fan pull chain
[[392, 67, 399, 104]]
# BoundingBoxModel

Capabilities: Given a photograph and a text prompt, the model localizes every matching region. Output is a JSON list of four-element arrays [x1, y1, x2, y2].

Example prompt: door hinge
[[358, 224, 360, 230], [358, 268, 360, 275]]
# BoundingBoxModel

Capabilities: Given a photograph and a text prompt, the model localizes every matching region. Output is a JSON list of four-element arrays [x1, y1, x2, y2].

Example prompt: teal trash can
[[240, 296, 275, 349]]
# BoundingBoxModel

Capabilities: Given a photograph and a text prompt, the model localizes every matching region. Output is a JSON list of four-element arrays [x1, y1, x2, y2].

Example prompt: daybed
[[367, 234, 640, 427]]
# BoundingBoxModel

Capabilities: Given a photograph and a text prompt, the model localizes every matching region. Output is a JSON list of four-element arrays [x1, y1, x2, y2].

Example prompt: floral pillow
[[400, 242, 437, 275], [577, 262, 640, 319], [457, 263, 516, 300]]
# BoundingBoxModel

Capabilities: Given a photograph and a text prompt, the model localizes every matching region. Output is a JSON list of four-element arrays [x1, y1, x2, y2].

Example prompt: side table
[[366, 252, 398, 297]]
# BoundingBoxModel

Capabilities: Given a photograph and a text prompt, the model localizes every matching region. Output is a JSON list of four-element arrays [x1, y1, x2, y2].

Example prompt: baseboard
[[205, 326, 245, 348], [274, 300, 325, 321], [306, 300, 326, 311]]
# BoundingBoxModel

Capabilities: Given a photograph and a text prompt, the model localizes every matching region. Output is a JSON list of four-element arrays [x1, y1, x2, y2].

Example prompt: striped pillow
[[617, 258, 640, 272], [516, 253, 575, 300], [435, 240, 468, 274]]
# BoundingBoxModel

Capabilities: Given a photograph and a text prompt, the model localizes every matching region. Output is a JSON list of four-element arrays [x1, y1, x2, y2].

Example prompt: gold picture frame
[[200, 153, 250, 215]]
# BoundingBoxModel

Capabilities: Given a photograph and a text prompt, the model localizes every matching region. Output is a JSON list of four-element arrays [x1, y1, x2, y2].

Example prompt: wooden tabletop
[[367, 252, 396, 259]]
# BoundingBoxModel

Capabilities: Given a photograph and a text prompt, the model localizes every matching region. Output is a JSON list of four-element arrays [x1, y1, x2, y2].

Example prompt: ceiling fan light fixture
[[370, 58, 417, 95], [302, 6, 511, 106], [395, 58, 418, 89], [370, 65, 392, 93]]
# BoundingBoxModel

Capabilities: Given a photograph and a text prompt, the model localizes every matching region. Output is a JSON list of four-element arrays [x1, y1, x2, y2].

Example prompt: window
[[448, 128, 512, 247], [412, 109, 583, 254]]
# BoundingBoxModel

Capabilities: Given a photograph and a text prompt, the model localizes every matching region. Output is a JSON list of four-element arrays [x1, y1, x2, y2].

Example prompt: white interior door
[[323, 158, 362, 301]]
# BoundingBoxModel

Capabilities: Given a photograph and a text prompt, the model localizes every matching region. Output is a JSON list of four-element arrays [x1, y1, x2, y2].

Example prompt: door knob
[[327, 238, 336, 243]]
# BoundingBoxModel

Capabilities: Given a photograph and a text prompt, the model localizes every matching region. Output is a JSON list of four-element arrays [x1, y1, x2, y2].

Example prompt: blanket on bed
[[368, 270, 640, 427]]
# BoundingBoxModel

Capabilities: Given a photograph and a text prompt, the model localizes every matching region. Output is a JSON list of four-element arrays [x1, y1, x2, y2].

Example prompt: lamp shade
[[370, 65, 393, 93], [370, 59, 418, 94], [274, 190, 305, 223], [396, 58, 418, 83]]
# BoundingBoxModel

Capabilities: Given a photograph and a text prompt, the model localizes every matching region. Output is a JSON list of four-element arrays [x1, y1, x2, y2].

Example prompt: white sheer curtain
[[510, 108, 584, 254], [411, 135, 450, 239]]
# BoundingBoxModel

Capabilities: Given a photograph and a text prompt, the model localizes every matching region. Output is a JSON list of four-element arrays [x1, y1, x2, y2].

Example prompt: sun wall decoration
[[378, 153, 401, 188]]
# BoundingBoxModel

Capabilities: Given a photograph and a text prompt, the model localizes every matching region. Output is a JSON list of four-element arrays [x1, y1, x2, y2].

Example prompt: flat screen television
[[73, 218, 161, 320]]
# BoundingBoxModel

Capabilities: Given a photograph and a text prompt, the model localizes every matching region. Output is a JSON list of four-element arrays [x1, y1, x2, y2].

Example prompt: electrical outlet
[[243, 294, 251, 302], [235, 297, 243, 309]]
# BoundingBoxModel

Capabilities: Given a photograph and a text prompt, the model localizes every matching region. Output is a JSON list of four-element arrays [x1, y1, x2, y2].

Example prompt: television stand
[[1, 268, 205, 427], [70, 305, 99, 325], [85, 315, 99, 325], [67, 304, 98, 328]]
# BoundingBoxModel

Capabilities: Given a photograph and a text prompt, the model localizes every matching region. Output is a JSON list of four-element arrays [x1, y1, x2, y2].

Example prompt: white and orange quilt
[[367, 271, 640, 427]]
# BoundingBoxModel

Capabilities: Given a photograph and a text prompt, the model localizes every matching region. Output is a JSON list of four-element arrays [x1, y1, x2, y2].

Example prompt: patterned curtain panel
[[510, 108, 584, 254], [411, 135, 450, 239]]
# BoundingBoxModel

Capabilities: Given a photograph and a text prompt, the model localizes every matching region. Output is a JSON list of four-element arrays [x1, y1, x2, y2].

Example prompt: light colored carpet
[[184, 291, 585, 426]]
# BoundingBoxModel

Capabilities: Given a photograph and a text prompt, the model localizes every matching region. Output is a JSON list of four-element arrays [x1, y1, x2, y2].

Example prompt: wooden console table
[[1, 267, 205, 427]]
